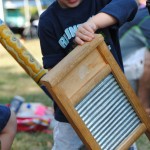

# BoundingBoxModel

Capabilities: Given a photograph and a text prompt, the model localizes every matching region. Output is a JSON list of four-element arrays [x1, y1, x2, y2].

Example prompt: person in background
[[0, 105, 17, 150], [119, 0, 150, 116], [38, 0, 138, 149]]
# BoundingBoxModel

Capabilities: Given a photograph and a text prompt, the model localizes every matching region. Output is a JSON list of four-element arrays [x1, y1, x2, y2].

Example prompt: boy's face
[[58, 0, 83, 8]]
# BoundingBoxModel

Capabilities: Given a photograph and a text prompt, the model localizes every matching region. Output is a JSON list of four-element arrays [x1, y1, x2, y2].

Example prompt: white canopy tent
[[0, 0, 5, 21], [1, 0, 54, 22], [1, 0, 54, 38], [4, 0, 43, 26]]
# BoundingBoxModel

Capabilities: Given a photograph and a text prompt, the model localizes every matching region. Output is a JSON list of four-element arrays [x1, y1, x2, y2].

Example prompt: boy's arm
[[75, 12, 117, 45], [75, 0, 138, 45]]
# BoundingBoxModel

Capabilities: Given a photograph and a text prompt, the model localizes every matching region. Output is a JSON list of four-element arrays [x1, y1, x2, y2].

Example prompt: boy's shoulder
[[39, 2, 58, 26], [40, 2, 58, 19]]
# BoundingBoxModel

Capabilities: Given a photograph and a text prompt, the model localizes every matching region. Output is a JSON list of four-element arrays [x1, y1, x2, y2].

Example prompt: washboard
[[41, 34, 150, 150]]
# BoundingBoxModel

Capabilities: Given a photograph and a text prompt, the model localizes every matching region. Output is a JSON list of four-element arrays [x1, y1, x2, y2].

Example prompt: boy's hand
[[75, 18, 97, 45], [75, 12, 117, 45]]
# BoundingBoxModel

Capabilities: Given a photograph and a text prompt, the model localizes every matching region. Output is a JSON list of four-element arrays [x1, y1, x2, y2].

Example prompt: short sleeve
[[100, 0, 138, 26]]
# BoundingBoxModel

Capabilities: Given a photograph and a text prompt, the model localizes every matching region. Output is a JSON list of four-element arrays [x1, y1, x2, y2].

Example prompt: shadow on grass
[[12, 130, 53, 150]]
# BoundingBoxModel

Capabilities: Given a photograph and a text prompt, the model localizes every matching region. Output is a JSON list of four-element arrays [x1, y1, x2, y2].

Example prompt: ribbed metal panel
[[75, 74, 141, 150]]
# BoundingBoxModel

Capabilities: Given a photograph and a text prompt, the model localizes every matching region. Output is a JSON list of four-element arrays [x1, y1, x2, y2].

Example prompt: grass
[[0, 39, 53, 150], [0, 38, 150, 149]]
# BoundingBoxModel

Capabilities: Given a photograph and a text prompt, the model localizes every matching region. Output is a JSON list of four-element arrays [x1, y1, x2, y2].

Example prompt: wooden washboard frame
[[41, 34, 150, 150]]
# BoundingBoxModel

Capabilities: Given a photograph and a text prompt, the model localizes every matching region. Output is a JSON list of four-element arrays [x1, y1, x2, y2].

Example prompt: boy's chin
[[59, 0, 82, 8]]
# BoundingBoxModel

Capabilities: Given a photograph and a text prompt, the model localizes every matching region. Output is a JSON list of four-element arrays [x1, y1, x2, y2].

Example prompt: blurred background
[[0, 0, 55, 39], [0, 1, 55, 149], [0, 0, 150, 150]]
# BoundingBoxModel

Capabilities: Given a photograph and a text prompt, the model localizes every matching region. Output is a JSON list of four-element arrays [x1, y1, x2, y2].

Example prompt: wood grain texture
[[42, 35, 104, 87], [41, 34, 150, 149]]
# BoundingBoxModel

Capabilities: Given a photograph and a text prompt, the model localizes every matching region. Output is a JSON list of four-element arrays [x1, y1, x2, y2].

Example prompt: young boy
[[0, 105, 17, 150], [38, 0, 138, 149]]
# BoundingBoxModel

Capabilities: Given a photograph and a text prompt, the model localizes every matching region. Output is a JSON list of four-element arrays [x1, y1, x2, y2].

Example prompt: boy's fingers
[[78, 25, 94, 38], [76, 32, 93, 42], [82, 24, 94, 33], [75, 23, 95, 45], [75, 36, 84, 45]]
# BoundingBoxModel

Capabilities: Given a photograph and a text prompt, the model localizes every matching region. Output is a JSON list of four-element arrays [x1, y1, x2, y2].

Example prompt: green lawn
[[0, 39, 53, 150], [0, 39, 150, 150]]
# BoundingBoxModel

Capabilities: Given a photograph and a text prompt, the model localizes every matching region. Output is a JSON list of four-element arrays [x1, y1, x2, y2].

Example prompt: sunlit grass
[[137, 134, 150, 150], [0, 39, 50, 103]]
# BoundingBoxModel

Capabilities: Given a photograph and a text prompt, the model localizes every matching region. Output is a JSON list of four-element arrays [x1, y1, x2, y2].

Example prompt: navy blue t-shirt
[[38, 0, 137, 122]]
